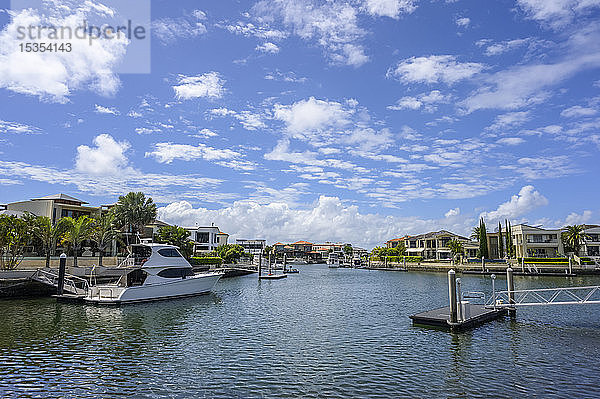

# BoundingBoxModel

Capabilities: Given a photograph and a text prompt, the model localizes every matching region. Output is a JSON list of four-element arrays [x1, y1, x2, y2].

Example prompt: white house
[[184, 224, 229, 255]]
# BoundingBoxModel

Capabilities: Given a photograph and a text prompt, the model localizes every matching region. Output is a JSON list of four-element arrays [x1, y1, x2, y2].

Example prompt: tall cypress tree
[[498, 221, 504, 259], [505, 219, 514, 258], [479, 217, 489, 259]]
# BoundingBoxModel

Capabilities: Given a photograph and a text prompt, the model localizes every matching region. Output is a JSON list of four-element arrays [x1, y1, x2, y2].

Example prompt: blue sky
[[1, 0, 599, 248]]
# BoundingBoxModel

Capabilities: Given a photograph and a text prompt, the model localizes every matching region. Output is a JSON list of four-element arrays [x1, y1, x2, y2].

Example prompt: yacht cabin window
[[157, 268, 194, 278], [158, 248, 183, 258]]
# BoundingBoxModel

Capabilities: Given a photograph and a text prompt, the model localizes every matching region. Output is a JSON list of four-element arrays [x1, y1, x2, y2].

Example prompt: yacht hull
[[85, 273, 222, 305]]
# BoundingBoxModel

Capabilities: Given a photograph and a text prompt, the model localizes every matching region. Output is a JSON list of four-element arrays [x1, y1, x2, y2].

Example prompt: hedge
[[189, 257, 223, 266]]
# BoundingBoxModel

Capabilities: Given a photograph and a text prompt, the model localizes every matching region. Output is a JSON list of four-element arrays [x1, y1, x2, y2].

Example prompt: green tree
[[498, 221, 504, 259], [562, 225, 590, 256], [155, 225, 194, 259], [61, 216, 95, 267], [470, 226, 481, 241], [214, 244, 247, 264], [479, 218, 489, 259], [343, 244, 353, 256], [32, 216, 69, 268], [113, 192, 157, 244], [0, 215, 30, 270], [448, 239, 464, 261], [90, 212, 120, 267], [506, 220, 515, 258]]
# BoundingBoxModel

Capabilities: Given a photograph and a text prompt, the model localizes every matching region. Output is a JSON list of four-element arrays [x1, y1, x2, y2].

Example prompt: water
[[2, 265, 600, 398]]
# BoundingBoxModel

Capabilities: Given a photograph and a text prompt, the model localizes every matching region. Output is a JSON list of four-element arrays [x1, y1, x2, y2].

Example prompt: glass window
[[196, 232, 209, 243], [157, 268, 194, 278], [158, 248, 182, 257]]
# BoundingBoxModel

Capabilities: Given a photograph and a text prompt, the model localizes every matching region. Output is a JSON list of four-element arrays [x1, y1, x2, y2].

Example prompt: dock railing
[[486, 285, 600, 308]]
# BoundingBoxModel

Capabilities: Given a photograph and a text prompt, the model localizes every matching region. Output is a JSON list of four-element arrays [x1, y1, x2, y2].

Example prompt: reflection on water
[[1, 266, 600, 398]]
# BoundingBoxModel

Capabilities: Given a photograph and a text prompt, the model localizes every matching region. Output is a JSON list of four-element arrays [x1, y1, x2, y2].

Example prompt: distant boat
[[84, 243, 222, 305]]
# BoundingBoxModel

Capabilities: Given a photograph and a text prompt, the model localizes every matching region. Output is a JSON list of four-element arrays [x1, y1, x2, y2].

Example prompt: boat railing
[[89, 286, 119, 300]]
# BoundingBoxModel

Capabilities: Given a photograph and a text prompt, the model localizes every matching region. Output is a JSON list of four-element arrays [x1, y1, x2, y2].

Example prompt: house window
[[196, 232, 209, 243]]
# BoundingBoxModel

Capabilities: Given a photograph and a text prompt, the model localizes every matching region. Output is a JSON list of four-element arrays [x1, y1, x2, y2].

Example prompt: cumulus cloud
[[517, 0, 600, 28], [560, 105, 597, 118], [173, 72, 225, 100], [455, 17, 470, 28], [387, 55, 484, 85], [157, 195, 474, 249], [145, 143, 241, 163], [274, 97, 351, 136], [255, 42, 280, 53], [564, 210, 593, 225], [94, 104, 120, 115], [496, 137, 525, 145], [0, 2, 127, 102], [486, 111, 530, 131], [387, 90, 451, 112], [75, 134, 131, 175], [480, 185, 548, 223]]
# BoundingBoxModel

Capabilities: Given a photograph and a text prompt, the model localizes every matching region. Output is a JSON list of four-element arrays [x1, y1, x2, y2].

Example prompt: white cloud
[[274, 97, 351, 138], [362, 0, 417, 18], [75, 134, 131, 175], [496, 137, 525, 145], [0, 120, 40, 134], [564, 210, 593, 225], [157, 195, 474, 249], [514, 156, 578, 179], [387, 90, 451, 112], [253, 0, 369, 66], [255, 42, 280, 53], [517, 0, 600, 28], [445, 207, 460, 217], [486, 111, 530, 131], [455, 17, 470, 28], [264, 70, 307, 82], [560, 105, 597, 118], [0, 3, 126, 102], [94, 104, 120, 115], [480, 185, 548, 223], [173, 72, 225, 100], [152, 10, 207, 45], [387, 55, 485, 85], [145, 142, 241, 164], [479, 38, 530, 56]]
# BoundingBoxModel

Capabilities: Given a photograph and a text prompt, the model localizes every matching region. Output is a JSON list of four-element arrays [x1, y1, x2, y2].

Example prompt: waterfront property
[[509, 224, 564, 258], [273, 241, 350, 262], [581, 225, 600, 257], [1, 193, 105, 224], [387, 231, 479, 260], [184, 224, 229, 255], [235, 239, 266, 256]]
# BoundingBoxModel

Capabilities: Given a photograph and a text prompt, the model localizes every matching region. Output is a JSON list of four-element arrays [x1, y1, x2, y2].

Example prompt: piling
[[506, 267, 516, 317], [268, 253, 272, 274], [403, 256, 406, 268], [258, 254, 262, 278], [481, 257, 485, 272], [57, 253, 67, 295], [384, 256, 388, 268], [283, 254, 287, 273], [456, 277, 463, 321], [448, 269, 458, 324], [569, 256, 573, 275]]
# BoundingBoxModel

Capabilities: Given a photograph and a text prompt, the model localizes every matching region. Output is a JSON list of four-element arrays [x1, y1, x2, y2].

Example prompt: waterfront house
[[184, 224, 229, 255], [236, 239, 266, 256], [578, 225, 600, 258], [400, 231, 477, 260], [4, 193, 103, 224], [509, 224, 564, 258]]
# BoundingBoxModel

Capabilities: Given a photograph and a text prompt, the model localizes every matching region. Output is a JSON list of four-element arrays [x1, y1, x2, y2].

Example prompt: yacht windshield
[[157, 268, 194, 278], [158, 248, 183, 258]]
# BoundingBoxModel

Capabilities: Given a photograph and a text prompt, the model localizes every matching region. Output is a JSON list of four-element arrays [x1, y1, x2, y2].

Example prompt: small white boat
[[84, 243, 222, 305]]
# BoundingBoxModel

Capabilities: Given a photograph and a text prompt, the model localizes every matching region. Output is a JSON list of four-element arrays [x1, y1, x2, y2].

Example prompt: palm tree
[[33, 216, 69, 268], [448, 239, 464, 263], [113, 192, 157, 244], [62, 216, 95, 267], [470, 226, 481, 241], [90, 212, 119, 267], [562, 225, 591, 256]]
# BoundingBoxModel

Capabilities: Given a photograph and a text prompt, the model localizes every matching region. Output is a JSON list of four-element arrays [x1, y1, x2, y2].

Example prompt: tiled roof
[[293, 240, 313, 244], [32, 193, 87, 204]]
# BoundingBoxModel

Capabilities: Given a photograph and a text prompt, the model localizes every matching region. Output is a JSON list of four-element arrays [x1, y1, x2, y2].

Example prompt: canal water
[[1, 265, 600, 398]]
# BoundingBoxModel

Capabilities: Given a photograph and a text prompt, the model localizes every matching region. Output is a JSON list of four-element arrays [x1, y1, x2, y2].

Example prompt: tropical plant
[[498, 221, 504, 259], [448, 239, 464, 260], [214, 244, 248, 264], [0, 215, 31, 270], [478, 218, 489, 259], [61, 216, 95, 267], [562, 225, 591, 256], [470, 226, 481, 241], [32, 216, 69, 268], [90, 212, 120, 267], [112, 192, 157, 244], [155, 225, 194, 259], [343, 244, 353, 255]]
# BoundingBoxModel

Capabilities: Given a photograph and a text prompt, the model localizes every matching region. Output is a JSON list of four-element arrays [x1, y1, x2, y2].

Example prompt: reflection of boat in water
[[84, 244, 222, 305]]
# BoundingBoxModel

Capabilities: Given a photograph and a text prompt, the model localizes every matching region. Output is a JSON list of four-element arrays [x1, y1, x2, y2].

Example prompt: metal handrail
[[487, 285, 600, 307]]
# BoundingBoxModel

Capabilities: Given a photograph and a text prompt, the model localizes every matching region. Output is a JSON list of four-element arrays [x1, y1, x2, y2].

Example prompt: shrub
[[189, 257, 223, 266]]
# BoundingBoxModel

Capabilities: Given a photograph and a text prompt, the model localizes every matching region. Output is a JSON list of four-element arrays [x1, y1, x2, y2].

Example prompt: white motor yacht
[[84, 243, 222, 305]]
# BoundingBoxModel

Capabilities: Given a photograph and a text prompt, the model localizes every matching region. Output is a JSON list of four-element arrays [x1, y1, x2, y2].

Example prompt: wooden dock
[[410, 304, 507, 331]]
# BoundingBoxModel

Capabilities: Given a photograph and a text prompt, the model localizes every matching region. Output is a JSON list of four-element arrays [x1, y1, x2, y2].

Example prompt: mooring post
[[569, 256, 573, 275], [57, 253, 67, 296], [258, 253, 262, 278], [507, 267, 516, 317], [448, 269, 458, 324], [521, 257, 525, 273], [456, 277, 463, 321], [268, 253, 272, 274], [384, 256, 388, 268], [491, 274, 496, 310], [481, 256, 485, 272], [283, 254, 287, 272], [403, 256, 406, 268]]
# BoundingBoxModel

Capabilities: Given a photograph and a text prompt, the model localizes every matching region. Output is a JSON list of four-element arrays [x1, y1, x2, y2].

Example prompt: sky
[[0, 0, 599, 249]]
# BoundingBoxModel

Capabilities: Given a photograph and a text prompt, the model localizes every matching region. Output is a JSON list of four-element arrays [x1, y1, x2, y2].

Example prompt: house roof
[[274, 242, 285, 246], [386, 237, 406, 243], [32, 193, 88, 204], [293, 240, 313, 245]]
